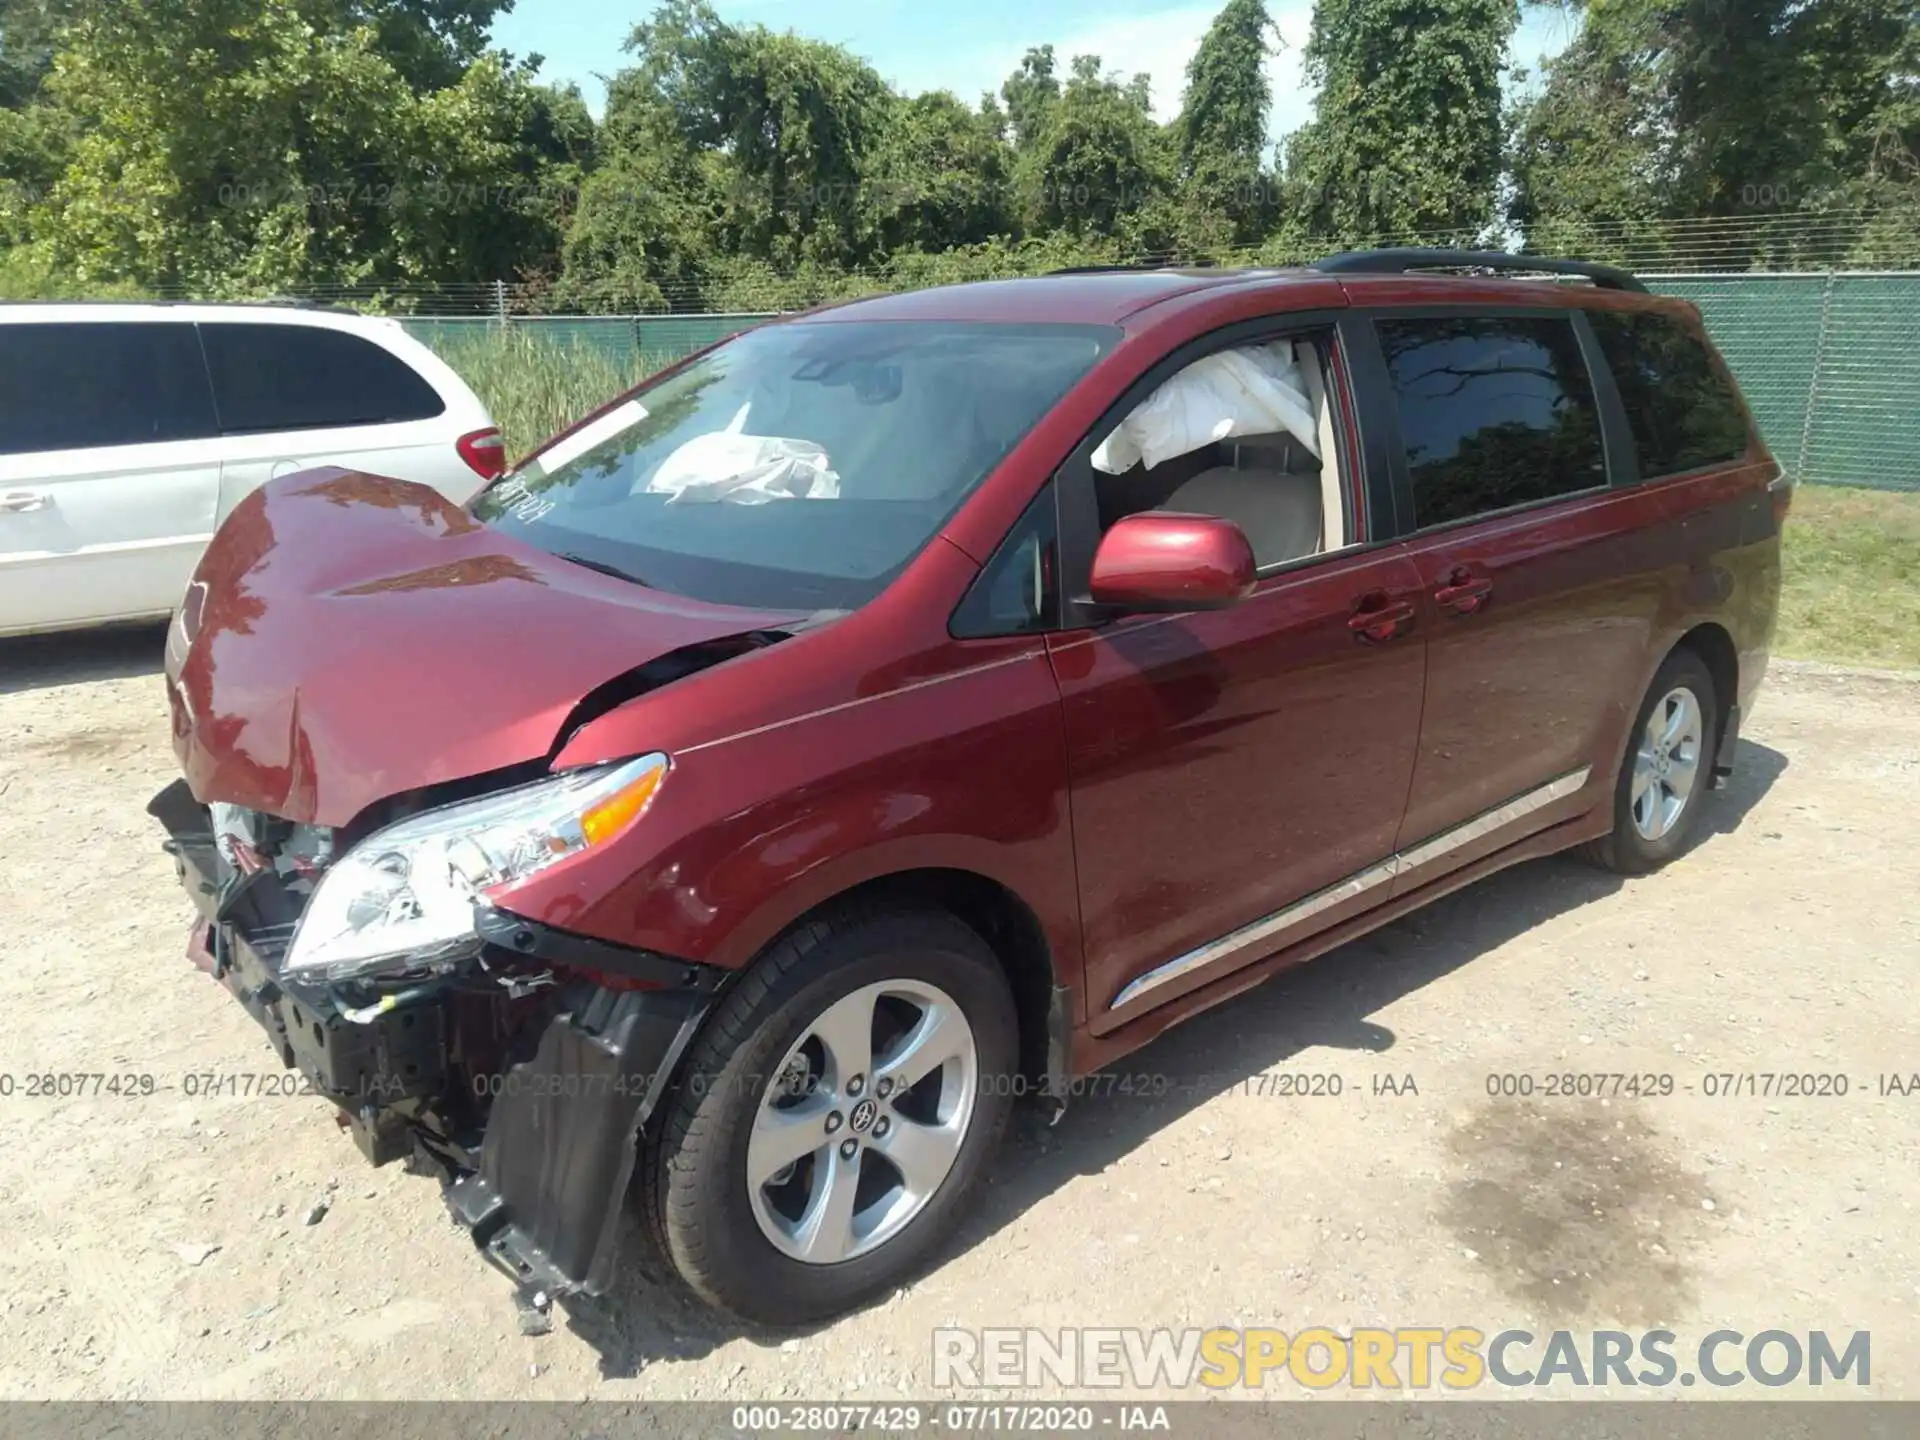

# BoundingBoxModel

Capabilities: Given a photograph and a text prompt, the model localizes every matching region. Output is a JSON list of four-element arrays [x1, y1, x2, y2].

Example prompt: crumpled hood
[[166, 468, 809, 827]]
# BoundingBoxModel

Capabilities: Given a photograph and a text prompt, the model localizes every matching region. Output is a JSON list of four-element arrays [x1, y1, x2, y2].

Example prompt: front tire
[[1583, 647, 1719, 874], [644, 904, 1018, 1326]]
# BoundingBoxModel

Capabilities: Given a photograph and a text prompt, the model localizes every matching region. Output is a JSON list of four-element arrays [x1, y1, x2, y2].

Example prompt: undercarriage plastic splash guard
[[445, 985, 711, 1297]]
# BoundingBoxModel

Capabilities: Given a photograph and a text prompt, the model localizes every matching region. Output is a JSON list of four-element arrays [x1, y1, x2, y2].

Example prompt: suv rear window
[[199, 323, 444, 434], [0, 322, 219, 455], [1588, 309, 1750, 479], [1379, 315, 1608, 528]]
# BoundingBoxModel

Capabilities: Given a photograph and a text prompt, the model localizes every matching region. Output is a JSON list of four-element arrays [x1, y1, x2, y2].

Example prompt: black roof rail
[[1310, 247, 1648, 294]]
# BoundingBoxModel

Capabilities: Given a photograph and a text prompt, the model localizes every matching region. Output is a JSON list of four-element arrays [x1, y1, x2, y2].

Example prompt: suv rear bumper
[[149, 778, 718, 1298]]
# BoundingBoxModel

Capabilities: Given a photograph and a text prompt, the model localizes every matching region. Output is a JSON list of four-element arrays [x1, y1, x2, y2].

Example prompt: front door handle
[[0, 490, 49, 513], [1434, 568, 1493, 616], [1348, 597, 1417, 644]]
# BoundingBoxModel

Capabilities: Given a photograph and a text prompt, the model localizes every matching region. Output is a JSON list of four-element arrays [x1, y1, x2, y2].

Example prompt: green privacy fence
[[1648, 273, 1920, 493], [405, 271, 1920, 492]]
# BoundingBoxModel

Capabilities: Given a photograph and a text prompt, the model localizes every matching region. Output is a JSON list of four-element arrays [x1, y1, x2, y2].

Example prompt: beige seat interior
[[1137, 342, 1349, 568]]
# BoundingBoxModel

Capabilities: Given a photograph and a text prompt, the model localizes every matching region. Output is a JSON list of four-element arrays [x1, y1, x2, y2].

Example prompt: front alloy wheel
[[747, 980, 979, 1264], [645, 905, 1018, 1326]]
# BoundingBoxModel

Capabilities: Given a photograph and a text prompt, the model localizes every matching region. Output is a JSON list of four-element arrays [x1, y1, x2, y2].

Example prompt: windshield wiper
[[557, 551, 649, 587]]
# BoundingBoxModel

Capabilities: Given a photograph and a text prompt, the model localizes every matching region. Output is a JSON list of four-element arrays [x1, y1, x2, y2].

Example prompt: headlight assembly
[[282, 753, 668, 984]]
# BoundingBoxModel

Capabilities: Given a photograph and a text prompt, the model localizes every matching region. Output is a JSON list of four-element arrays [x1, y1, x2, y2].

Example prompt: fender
[[702, 829, 1080, 981], [498, 636, 1088, 1016]]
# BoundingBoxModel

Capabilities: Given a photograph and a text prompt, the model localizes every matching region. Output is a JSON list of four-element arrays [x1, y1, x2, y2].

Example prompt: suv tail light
[[456, 426, 508, 481]]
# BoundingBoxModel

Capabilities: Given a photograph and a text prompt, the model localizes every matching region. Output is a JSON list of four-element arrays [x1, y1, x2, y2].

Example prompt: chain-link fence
[[401, 269, 1920, 493]]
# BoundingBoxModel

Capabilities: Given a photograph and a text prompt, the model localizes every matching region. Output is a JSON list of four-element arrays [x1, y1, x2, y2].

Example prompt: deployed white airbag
[[1092, 341, 1320, 474], [643, 403, 841, 503]]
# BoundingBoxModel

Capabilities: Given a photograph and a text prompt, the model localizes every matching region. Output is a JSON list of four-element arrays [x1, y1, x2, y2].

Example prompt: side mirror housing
[[1088, 512, 1257, 613]]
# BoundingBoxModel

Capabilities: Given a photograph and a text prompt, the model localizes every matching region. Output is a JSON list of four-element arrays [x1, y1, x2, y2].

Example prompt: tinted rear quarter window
[[0, 321, 218, 455], [199, 323, 444, 434], [1588, 309, 1750, 478], [1379, 314, 1608, 529]]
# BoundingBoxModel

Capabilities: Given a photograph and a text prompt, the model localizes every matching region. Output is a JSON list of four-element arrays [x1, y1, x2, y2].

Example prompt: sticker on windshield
[[488, 476, 556, 524], [521, 399, 650, 480]]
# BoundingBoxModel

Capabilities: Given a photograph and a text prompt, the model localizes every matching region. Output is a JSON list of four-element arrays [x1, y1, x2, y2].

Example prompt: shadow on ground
[[0, 622, 169, 697], [562, 740, 1788, 1375]]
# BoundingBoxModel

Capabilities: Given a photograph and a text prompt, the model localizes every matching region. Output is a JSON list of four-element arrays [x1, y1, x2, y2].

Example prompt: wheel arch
[[1672, 620, 1740, 765], [719, 864, 1064, 1093]]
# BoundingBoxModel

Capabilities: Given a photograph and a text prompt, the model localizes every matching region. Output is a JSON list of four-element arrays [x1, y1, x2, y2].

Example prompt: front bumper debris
[[443, 984, 709, 1295], [148, 778, 721, 1297]]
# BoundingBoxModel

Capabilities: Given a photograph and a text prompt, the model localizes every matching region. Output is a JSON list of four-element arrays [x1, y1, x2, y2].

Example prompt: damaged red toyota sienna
[[152, 250, 1785, 1326]]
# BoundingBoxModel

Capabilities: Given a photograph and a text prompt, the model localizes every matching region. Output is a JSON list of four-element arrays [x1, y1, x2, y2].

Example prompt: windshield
[[472, 320, 1116, 610]]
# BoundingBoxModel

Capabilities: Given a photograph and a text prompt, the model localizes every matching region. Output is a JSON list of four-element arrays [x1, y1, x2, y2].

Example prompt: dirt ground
[[1, 626, 1916, 1403]]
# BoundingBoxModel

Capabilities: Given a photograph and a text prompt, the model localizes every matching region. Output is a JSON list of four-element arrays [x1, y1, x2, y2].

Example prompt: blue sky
[[494, 1, 1584, 136]]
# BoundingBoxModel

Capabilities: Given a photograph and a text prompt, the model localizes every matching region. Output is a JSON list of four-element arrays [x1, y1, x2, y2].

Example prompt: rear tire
[[643, 904, 1018, 1327], [1582, 647, 1719, 875]]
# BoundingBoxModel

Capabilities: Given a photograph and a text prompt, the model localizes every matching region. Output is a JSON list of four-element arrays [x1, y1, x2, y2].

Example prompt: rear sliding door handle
[[0, 491, 49, 513], [1434, 569, 1493, 616]]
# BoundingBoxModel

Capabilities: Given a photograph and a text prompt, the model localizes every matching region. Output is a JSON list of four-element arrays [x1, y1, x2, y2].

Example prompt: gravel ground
[[1, 626, 1916, 1402]]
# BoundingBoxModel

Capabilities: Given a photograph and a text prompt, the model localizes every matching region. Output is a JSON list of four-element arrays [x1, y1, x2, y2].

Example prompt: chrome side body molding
[[1109, 766, 1592, 1012]]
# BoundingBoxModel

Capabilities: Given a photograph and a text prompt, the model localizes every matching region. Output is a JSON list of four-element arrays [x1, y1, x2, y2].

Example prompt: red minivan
[[151, 249, 1785, 1325]]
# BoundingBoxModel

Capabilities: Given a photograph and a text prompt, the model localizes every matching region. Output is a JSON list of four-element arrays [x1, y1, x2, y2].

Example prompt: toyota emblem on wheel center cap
[[849, 1098, 879, 1133]]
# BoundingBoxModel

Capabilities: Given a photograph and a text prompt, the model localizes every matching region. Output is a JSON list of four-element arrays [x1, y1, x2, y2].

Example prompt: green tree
[[1, 0, 66, 106], [1509, 1, 1920, 267], [1282, 0, 1520, 243], [555, 44, 726, 311], [33, 0, 584, 291], [604, 0, 890, 270], [1174, 0, 1276, 247], [0, 0, 74, 236], [354, 0, 509, 92], [1020, 54, 1171, 245], [864, 90, 1014, 253], [1000, 45, 1061, 154], [1506, 12, 1671, 263]]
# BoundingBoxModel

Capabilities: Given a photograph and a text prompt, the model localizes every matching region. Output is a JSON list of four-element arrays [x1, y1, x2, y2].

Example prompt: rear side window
[[199, 323, 444, 434], [1378, 315, 1607, 528], [1588, 310, 1750, 478], [0, 322, 218, 455]]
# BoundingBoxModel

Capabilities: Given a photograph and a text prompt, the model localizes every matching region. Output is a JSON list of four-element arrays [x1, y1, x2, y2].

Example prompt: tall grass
[[426, 325, 677, 456], [1778, 485, 1920, 671]]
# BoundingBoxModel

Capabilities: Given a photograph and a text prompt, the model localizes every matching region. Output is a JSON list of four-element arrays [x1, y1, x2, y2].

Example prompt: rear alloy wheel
[[1630, 686, 1706, 843], [1584, 647, 1719, 874], [645, 906, 1017, 1326]]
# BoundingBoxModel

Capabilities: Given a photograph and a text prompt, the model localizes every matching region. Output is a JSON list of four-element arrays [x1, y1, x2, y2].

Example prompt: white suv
[[0, 302, 503, 637]]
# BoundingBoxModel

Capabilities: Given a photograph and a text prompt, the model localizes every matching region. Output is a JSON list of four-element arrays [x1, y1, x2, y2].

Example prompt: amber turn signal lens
[[579, 759, 667, 847]]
